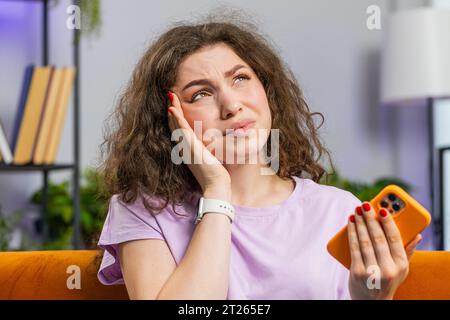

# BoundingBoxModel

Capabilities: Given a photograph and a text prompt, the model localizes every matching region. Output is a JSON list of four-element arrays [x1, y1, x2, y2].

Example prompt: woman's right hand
[[167, 91, 231, 194]]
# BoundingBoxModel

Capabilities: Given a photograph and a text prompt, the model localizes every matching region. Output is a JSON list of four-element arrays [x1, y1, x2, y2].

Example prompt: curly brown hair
[[97, 8, 335, 217]]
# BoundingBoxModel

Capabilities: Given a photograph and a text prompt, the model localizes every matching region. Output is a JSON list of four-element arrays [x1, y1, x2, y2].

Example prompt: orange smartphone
[[327, 184, 432, 269]]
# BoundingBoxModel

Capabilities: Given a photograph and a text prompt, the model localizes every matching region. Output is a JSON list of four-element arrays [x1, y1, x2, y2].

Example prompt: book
[[44, 67, 76, 164], [13, 66, 54, 165], [11, 65, 34, 153], [0, 117, 13, 164], [33, 68, 64, 164]]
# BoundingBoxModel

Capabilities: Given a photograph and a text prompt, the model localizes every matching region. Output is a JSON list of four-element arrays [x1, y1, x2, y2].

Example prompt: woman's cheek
[[184, 111, 201, 130], [185, 115, 212, 141], [246, 88, 268, 112]]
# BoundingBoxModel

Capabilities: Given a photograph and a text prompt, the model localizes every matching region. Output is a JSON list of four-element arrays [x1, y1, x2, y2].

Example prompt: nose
[[220, 92, 243, 120]]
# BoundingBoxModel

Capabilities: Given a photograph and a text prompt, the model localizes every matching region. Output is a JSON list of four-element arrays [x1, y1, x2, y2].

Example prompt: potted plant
[[321, 170, 411, 200], [30, 167, 109, 250]]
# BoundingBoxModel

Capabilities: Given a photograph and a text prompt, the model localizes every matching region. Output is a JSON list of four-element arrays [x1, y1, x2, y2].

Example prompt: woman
[[96, 14, 422, 300]]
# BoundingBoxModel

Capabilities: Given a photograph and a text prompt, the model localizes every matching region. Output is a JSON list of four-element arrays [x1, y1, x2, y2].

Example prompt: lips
[[224, 120, 255, 136]]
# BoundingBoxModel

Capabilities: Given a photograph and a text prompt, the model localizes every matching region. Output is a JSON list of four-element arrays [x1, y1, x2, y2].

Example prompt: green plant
[[30, 167, 109, 250], [321, 170, 411, 201], [0, 205, 13, 251], [0, 206, 27, 251], [79, 168, 109, 245]]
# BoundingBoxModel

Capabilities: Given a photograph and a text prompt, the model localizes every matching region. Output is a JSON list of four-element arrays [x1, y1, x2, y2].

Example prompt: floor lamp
[[381, 8, 450, 249]]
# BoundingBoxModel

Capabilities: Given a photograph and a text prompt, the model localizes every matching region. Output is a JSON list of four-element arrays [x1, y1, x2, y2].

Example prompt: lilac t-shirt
[[97, 176, 362, 299]]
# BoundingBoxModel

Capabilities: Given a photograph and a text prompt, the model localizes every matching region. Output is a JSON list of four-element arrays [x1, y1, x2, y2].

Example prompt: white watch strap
[[196, 197, 235, 224]]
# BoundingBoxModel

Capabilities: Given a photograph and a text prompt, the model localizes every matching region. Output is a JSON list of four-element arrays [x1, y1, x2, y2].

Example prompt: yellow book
[[32, 68, 64, 164], [44, 67, 76, 164], [13, 66, 53, 165]]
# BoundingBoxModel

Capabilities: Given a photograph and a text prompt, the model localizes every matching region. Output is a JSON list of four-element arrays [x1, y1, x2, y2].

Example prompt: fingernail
[[356, 206, 363, 216], [349, 214, 355, 223], [379, 208, 388, 218], [362, 202, 371, 212], [167, 91, 174, 103], [168, 107, 173, 115]]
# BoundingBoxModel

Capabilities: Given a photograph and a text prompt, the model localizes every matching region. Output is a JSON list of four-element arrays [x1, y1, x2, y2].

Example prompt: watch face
[[197, 197, 204, 219]]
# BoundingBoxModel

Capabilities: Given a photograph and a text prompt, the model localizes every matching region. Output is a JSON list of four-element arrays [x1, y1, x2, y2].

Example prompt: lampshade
[[381, 8, 450, 103]]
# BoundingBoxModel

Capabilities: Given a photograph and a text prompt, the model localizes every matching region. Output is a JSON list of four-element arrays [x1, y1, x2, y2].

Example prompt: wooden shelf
[[0, 163, 75, 172]]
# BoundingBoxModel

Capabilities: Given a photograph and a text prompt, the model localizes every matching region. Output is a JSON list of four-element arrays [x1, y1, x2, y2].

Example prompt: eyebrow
[[181, 64, 247, 92]]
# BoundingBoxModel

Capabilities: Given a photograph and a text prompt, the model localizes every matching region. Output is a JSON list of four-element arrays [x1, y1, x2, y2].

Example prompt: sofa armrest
[[394, 251, 450, 300], [0, 250, 128, 300]]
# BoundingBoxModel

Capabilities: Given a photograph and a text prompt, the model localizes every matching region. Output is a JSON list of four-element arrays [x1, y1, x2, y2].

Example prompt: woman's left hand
[[347, 202, 423, 300]]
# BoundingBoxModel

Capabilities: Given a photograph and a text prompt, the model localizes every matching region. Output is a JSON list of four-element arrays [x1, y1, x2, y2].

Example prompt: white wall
[[432, 0, 450, 150], [431, 0, 450, 250]]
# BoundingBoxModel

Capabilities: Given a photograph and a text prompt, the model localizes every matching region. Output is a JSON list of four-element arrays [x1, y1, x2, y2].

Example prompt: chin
[[207, 126, 270, 164], [219, 141, 265, 165]]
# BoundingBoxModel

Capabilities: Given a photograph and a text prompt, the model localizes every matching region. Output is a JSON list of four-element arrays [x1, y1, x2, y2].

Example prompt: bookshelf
[[0, 0, 81, 249]]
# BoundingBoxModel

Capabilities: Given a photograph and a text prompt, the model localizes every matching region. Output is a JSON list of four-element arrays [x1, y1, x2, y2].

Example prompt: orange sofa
[[0, 250, 449, 299]]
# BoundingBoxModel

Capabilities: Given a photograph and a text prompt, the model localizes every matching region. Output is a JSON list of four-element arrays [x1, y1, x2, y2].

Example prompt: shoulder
[[297, 177, 361, 206], [109, 193, 189, 215], [97, 193, 196, 285], [108, 192, 197, 226], [109, 193, 164, 213], [295, 177, 362, 225], [293, 177, 362, 249]]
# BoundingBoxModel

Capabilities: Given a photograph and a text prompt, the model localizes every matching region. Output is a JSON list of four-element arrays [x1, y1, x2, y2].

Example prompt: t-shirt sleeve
[[97, 194, 165, 285], [335, 190, 362, 300]]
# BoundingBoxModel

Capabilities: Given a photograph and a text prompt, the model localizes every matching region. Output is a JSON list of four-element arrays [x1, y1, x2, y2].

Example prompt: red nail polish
[[167, 91, 174, 103], [379, 208, 388, 217], [356, 206, 363, 216], [168, 107, 173, 114], [349, 214, 355, 223], [362, 202, 371, 212]]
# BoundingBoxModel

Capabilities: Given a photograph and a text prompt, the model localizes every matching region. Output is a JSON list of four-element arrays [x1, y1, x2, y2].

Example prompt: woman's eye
[[234, 74, 250, 83], [191, 91, 209, 103], [190, 74, 250, 103]]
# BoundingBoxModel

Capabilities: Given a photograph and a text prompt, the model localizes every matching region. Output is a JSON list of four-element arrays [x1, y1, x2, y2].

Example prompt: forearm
[[156, 187, 232, 300]]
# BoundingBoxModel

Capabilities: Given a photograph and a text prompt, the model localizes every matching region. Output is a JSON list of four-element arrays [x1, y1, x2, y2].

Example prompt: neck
[[223, 162, 283, 207]]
